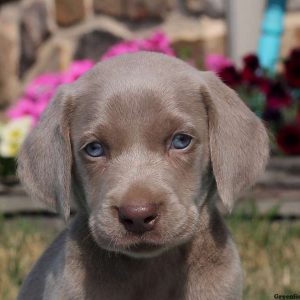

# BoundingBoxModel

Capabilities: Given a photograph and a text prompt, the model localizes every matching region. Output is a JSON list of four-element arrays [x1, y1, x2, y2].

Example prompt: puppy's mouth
[[128, 242, 160, 252], [119, 242, 166, 258]]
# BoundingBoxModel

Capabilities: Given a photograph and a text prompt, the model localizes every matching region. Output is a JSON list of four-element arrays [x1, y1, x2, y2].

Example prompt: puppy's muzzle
[[118, 203, 159, 234]]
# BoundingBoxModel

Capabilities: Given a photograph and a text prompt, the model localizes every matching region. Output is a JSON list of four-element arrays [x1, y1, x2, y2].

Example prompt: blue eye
[[171, 134, 192, 149], [84, 142, 105, 157]]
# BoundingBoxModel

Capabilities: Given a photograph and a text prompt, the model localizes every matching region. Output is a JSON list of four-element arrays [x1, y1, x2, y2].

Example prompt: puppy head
[[18, 52, 269, 258]]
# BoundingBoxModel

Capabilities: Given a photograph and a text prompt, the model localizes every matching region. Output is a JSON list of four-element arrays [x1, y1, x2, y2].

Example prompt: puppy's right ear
[[17, 85, 73, 220]]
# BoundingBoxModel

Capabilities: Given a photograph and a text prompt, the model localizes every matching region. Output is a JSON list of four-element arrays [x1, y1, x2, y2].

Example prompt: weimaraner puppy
[[17, 52, 269, 300]]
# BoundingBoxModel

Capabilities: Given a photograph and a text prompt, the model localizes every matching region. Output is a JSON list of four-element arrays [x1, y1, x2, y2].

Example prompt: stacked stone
[[0, 0, 299, 108]]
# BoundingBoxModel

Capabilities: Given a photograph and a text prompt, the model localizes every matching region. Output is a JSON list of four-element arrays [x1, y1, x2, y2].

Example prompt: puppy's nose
[[118, 204, 158, 234]]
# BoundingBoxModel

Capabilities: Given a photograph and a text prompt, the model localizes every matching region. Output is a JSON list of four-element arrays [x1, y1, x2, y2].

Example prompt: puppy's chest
[[82, 260, 187, 300]]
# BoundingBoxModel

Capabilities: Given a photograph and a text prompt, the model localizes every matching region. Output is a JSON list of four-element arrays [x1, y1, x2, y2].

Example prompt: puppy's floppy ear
[[17, 85, 73, 220], [201, 72, 269, 211]]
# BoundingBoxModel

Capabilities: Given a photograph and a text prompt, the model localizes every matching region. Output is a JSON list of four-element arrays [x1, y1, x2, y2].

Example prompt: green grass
[[0, 216, 61, 300], [228, 217, 300, 299], [0, 210, 299, 300]]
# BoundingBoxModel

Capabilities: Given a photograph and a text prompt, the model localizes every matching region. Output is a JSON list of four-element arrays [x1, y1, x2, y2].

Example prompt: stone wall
[[1, 0, 300, 108], [0, 0, 227, 108]]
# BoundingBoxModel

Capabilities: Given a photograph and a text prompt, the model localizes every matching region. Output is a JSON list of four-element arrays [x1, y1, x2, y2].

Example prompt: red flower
[[243, 54, 260, 70], [218, 65, 242, 88], [262, 108, 281, 123], [297, 111, 300, 123], [242, 54, 260, 84], [266, 81, 291, 109], [241, 54, 270, 91], [277, 123, 300, 155], [284, 49, 300, 88], [258, 77, 271, 93]]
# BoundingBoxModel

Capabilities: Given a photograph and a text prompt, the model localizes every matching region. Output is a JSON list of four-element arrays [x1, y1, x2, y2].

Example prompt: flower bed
[[1, 31, 300, 181], [0, 32, 175, 180], [205, 50, 300, 156]]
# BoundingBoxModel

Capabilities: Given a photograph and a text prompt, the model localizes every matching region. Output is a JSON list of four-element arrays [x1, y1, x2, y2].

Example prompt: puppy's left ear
[[201, 72, 269, 211], [17, 85, 73, 220]]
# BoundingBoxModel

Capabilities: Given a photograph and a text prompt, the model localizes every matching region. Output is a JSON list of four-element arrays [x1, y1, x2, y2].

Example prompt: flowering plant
[[205, 50, 300, 155], [0, 32, 175, 179], [1, 31, 300, 182], [6, 31, 174, 126]]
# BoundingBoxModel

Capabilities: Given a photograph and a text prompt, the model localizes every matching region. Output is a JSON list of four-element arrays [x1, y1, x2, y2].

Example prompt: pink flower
[[25, 73, 62, 102], [101, 31, 175, 61], [205, 54, 232, 73], [7, 32, 174, 124], [6, 98, 36, 119], [140, 31, 175, 56], [101, 41, 140, 61], [32, 101, 49, 119], [6, 97, 49, 123], [62, 59, 95, 83]]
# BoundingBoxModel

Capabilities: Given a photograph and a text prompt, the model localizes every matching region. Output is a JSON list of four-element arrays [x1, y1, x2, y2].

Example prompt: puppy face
[[18, 52, 269, 258], [71, 76, 210, 257]]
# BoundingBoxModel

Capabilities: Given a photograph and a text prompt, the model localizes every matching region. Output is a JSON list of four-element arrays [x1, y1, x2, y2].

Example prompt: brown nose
[[118, 204, 158, 234]]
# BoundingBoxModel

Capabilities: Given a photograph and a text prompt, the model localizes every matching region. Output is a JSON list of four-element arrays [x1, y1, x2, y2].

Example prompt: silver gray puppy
[[17, 52, 269, 300]]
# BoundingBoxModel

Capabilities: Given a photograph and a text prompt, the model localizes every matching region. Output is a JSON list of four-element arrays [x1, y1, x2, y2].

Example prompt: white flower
[[0, 116, 33, 158]]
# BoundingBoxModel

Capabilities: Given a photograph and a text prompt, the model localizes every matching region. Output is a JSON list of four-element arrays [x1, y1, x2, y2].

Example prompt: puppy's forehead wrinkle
[[100, 74, 176, 101], [74, 89, 204, 151], [71, 56, 208, 145]]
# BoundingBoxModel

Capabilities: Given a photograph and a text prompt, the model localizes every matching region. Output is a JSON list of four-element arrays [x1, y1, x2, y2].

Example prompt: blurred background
[[0, 0, 300, 299]]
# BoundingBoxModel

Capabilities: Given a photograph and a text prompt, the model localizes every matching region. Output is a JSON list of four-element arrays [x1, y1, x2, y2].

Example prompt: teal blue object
[[257, 0, 287, 73]]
